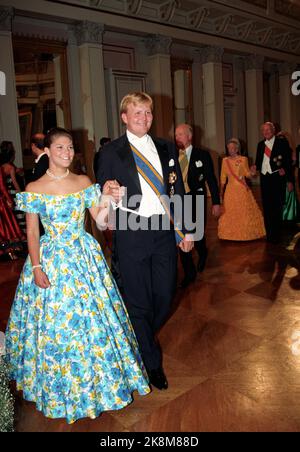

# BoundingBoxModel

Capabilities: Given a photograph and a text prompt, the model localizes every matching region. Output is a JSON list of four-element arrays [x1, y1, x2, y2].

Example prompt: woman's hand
[[6, 199, 13, 209], [33, 268, 50, 289], [103, 180, 125, 203], [250, 165, 257, 177]]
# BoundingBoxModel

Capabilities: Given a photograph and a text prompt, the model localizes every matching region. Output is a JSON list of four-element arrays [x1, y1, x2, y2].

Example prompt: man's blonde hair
[[261, 121, 275, 132], [120, 92, 153, 114], [176, 123, 193, 136]]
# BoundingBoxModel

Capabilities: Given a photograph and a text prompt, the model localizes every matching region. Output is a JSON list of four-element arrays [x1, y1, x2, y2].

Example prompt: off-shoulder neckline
[[21, 184, 97, 197]]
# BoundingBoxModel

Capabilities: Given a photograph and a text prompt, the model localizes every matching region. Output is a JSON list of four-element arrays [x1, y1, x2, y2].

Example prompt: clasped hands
[[250, 165, 293, 192], [102, 180, 125, 204], [102, 180, 194, 252]]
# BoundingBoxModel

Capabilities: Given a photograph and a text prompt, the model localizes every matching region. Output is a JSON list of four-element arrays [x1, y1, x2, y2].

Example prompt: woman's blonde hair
[[227, 137, 241, 153], [120, 92, 153, 115]]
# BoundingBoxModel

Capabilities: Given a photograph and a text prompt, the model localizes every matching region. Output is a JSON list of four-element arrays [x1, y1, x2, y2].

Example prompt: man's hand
[[250, 165, 257, 176], [102, 180, 125, 203], [212, 205, 221, 217], [179, 234, 194, 253]]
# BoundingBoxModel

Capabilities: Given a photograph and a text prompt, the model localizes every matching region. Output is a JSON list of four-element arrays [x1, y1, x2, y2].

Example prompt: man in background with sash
[[96, 92, 193, 390], [251, 122, 293, 243], [175, 123, 220, 288]]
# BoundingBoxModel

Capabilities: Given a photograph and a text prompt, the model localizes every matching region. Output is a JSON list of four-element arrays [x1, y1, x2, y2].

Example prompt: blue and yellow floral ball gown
[[5, 184, 150, 424]]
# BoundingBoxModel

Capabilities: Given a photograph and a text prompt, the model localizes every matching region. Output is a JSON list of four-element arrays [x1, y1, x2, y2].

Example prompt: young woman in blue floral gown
[[5, 127, 150, 424]]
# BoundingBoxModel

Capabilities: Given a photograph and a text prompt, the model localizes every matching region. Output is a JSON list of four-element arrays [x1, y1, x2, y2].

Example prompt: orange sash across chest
[[225, 158, 249, 191]]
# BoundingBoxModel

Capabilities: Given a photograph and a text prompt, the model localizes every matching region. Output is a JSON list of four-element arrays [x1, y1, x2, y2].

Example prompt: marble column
[[53, 55, 65, 128], [173, 69, 187, 125], [145, 35, 174, 139], [278, 63, 299, 149], [234, 57, 247, 145], [67, 27, 84, 130], [245, 55, 264, 163], [74, 21, 108, 179], [201, 46, 225, 173], [192, 49, 205, 147], [268, 64, 280, 127], [0, 7, 22, 166]]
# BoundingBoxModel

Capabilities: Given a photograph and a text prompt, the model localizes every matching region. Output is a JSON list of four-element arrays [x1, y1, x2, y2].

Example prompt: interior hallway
[[1, 200, 300, 432]]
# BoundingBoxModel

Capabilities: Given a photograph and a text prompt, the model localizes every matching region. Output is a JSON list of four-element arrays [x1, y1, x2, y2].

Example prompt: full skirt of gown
[[5, 185, 150, 423], [218, 157, 266, 241]]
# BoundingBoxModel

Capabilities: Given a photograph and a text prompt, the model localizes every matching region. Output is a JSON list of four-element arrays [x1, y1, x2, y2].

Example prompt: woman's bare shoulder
[[25, 177, 47, 193], [74, 174, 93, 190]]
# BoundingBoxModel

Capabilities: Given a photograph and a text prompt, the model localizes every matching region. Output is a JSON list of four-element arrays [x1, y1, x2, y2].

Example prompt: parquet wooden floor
[[1, 199, 300, 432]]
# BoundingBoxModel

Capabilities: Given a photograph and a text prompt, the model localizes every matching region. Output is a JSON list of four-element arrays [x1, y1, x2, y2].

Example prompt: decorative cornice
[[144, 34, 172, 56], [89, 0, 105, 6], [159, 1, 180, 23], [214, 14, 233, 35], [278, 61, 298, 76], [0, 6, 14, 32], [236, 21, 255, 40], [22, 0, 300, 56], [125, 0, 143, 15], [201, 46, 224, 64], [74, 20, 104, 46], [187, 7, 209, 30]]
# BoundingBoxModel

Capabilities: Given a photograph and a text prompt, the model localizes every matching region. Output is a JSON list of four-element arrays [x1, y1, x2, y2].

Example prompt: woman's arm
[[243, 157, 252, 179], [0, 171, 13, 206], [220, 160, 227, 201], [89, 181, 124, 228], [26, 212, 50, 289], [9, 165, 21, 192]]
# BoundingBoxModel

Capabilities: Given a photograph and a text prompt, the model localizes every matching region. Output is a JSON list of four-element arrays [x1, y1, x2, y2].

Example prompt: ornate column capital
[[73, 21, 104, 46], [199, 46, 224, 64], [144, 35, 172, 56], [234, 56, 245, 72], [278, 61, 298, 76], [245, 54, 264, 71], [192, 46, 206, 64], [0, 6, 14, 32]]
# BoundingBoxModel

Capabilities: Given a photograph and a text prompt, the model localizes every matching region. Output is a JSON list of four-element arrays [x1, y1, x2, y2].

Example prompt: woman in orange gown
[[218, 138, 266, 241]]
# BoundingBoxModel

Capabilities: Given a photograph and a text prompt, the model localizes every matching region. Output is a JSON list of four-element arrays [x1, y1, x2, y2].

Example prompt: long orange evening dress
[[218, 156, 266, 241]]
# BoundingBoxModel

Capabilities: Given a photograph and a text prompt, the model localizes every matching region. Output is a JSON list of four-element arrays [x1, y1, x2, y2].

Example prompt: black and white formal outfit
[[178, 145, 220, 279], [96, 130, 187, 372], [31, 152, 49, 182], [255, 136, 293, 242]]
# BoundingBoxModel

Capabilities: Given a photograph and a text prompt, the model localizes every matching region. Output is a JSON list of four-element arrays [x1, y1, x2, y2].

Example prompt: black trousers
[[115, 224, 177, 370], [179, 237, 207, 278], [180, 192, 207, 277], [260, 173, 286, 242]]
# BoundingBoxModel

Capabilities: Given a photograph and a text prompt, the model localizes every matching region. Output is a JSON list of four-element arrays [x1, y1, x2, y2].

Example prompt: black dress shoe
[[148, 368, 168, 390], [266, 237, 280, 244], [179, 275, 196, 289]]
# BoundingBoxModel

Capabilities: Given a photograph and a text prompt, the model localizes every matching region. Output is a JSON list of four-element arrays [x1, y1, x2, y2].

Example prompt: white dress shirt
[[34, 151, 47, 164], [261, 136, 275, 175], [116, 130, 165, 218], [184, 144, 193, 163]]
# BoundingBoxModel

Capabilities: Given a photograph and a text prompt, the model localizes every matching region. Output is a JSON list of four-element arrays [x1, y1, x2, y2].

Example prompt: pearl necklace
[[46, 169, 69, 180]]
